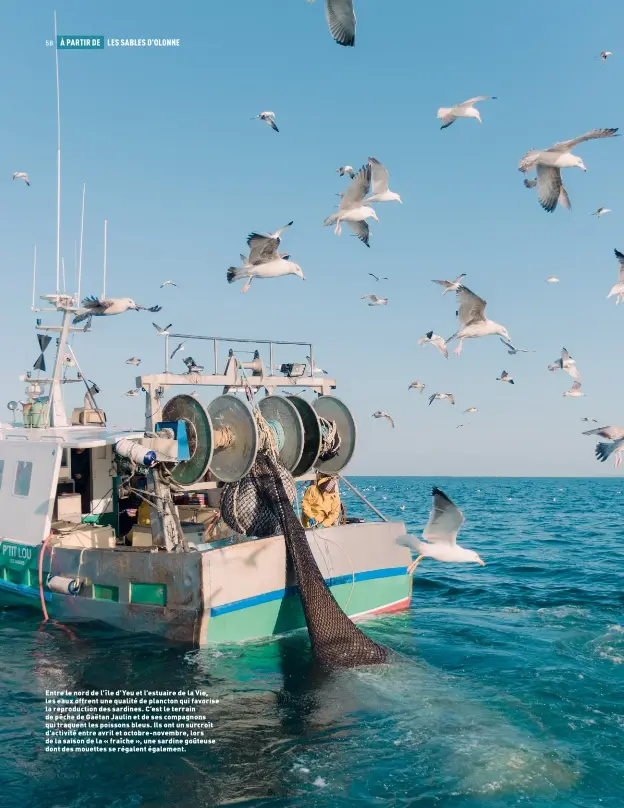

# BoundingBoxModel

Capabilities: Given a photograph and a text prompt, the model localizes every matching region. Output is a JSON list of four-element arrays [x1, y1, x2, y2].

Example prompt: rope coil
[[319, 417, 341, 461]]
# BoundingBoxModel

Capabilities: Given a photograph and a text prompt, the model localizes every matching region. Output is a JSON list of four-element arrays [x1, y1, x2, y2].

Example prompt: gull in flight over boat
[[170, 342, 185, 359], [125, 357, 141, 366], [518, 128, 619, 212], [12, 172, 30, 186], [408, 380, 426, 393], [418, 331, 448, 358], [591, 207, 611, 218], [437, 96, 497, 129], [252, 111, 279, 132], [364, 157, 402, 204], [306, 356, 328, 375], [464, 407, 477, 413], [583, 425, 624, 467], [446, 286, 511, 356], [368, 273, 388, 282], [183, 356, 204, 374], [307, 0, 356, 47], [124, 389, 141, 397], [496, 370, 514, 384], [563, 380, 584, 397], [372, 411, 395, 428], [361, 294, 388, 306], [596, 51, 613, 61], [160, 280, 178, 288], [428, 392, 455, 405], [397, 487, 485, 571], [431, 273, 466, 295], [227, 222, 303, 292], [500, 338, 533, 354], [73, 296, 162, 325], [548, 347, 580, 379], [546, 276, 560, 284], [607, 248, 624, 304], [153, 322, 172, 336], [337, 165, 355, 178], [324, 163, 378, 248]]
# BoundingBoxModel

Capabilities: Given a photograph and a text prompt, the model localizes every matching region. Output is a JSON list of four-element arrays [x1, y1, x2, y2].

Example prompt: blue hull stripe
[[210, 566, 408, 617], [0, 579, 51, 601]]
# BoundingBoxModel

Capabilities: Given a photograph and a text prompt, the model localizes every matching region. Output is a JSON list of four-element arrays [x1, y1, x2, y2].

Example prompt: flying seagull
[[518, 128, 619, 212], [523, 178, 537, 189], [431, 274, 466, 295], [583, 425, 624, 467], [372, 411, 395, 428], [464, 407, 477, 413], [496, 370, 514, 384], [548, 347, 580, 379], [607, 248, 624, 304], [397, 487, 485, 570], [228, 222, 303, 292], [591, 207, 611, 218], [524, 175, 571, 209], [408, 380, 426, 393], [153, 322, 172, 335], [337, 165, 355, 178], [418, 331, 448, 358], [581, 417, 598, 423], [437, 96, 497, 129], [306, 0, 356, 47], [12, 172, 30, 186], [73, 296, 162, 325], [160, 280, 178, 288], [563, 380, 584, 397], [500, 338, 533, 354], [428, 392, 455, 405], [597, 51, 613, 61], [170, 342, 185, 359], [446, 286, 511, 356], [252, 111, 279, 132], [361, 294, 388, 306], [125, 357, 141, 366], [324, 163, 377, 247], [364, 157, 402, 204], [368, 273, 388, 282], [182, 356, 204, 374], [546, 276, 560, 284], [306, 356, 328, 375], [124, 388, 140, 397]]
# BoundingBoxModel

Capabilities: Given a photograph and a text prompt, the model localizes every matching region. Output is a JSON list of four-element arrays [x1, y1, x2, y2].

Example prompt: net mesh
[[221, 462, 296, 538]]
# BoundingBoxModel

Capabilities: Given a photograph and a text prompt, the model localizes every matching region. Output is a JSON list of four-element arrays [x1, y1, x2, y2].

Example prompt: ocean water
[[1, 476, 624, 808]]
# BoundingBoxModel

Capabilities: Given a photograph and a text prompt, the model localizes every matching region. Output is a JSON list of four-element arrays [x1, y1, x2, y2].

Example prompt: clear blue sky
[[1, 0, 623, 476]]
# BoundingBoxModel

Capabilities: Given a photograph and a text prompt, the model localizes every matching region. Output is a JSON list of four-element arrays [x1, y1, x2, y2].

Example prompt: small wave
[[588, 625, 624, 664]]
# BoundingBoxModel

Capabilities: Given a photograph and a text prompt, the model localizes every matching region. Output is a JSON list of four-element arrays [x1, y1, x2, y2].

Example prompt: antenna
[[53, 10, 61, 297], [102, 219, 108, 299], [78, 182, 85, 302], [61, 257, 66, 292], [31, 245, 37, 309]]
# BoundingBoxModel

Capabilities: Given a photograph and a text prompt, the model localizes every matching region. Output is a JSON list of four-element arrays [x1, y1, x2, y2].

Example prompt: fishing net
[[221, 463, 296, 538]]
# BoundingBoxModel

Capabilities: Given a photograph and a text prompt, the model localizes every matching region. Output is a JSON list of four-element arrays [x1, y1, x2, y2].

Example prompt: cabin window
[[14, 460, 33, 497], [0, 459, 4, 490]]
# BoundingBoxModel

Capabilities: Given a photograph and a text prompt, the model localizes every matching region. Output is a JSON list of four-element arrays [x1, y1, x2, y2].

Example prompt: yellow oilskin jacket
[[301, 479, 340, 528]]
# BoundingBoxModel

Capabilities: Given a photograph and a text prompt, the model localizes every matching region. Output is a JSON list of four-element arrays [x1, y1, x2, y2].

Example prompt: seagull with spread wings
[[251, 111, 279, 132], [372, 410, 394, 428], [496, 370, 514, 384], [324, 163, 378, 247], [607, 248, 624, 304], [518, 128, 619, 212], [364, 157, 402, 204], [500, 338, 533, 354], [563, 380, 584, 397], [548, 347, 580, 379], [125, 357, 141, 366], [12, 172, 30, 186], [337, 165, 355, 178], [227, 222, 304, 292], [408, 380, 426, 393], [160, 280, 178, 288], [583, 425, 624, 467], [73, 296, 161, 325], [446, 286, 511, 356], [361, 294, 388, 306], [153, 322, 172, 336], [397, 487, 485, 571], [431, 274, 466, 295], [429, 392, 455, 405], [306, 0, 356, 47], [591, 207, 611, 218], [418, 331, 448, 358], [369, 273, 388, 282], [437, 96, 497, 129], [170, 342, 185, 359]]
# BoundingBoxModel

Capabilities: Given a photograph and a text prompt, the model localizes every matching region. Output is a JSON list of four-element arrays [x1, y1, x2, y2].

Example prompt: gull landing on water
[[337, 165, 355, 178], [583, 425, 624, 467], [437, 96, 497, 129], [431, 273, 466, 295], [397, 487, 485, 571], [72, 296, 162, 325], [607, 248, 624, 304], [446, 286, 511, 356], [252, 111, 279, 132], [364, 157, 402, 204], [372, 411, 395, 428], [418, 331, 448, 358], [564, 380, 584, 397], [591, 207, 611, 218], [361, 294, 387, 306], [518, 128, 619, 212], [324, 163, 378, 247], [408, 380, 425, 393], [429, 392, 455, 406], [12, 172, 30, 186], [306, 0, 356, 47], [496, 370, 514, 384], [500, 338, 533, 355]]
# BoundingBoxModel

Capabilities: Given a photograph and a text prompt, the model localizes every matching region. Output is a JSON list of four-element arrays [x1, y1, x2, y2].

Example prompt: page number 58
[[45, 40, 55, 47]]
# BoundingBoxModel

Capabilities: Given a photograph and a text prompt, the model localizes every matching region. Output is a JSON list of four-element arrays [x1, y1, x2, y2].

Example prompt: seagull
[[124, 388, 141, 397], [160, 280, 178, 288], [581, 417, 598, 423], [446, 286, 511, 356], [546, 276, 560, 284], [361, 294, 388, 306], [252, 111, 279, 132], [591, 207, 611, 218], [583, 425, 624, 467], [337, 165, 355, 178], [437, 96, 497, 129], [153, 322, 172, 335], [306, 356, 328, 375], [368, 273, 388, 282], [125, 357, 141, 366], [518, 129, 619, 212], [306, 0, 356, 47], [12, 172, 30, 186], [228, 222, 303, 292], [73, 296, 162, 325], [564, 380, 584, 397], [597, 51, 613, 61], [408, 380, 426, 393], [464, 407, 477, 413], [607, 248, 624, 304], [500, 338, 533, 354], [548, 348, 580, 379], [182, 356, 204, 373], [372, 411, 395, 427], [523, 178, 537, 189], [170, 342, 185, 359], [431, 274, 466, 295], [397, 487, 485, 570], [324, 163, 378, 247], [496, 370, 514, 384], [418, 331, 448, 358], [364, 157, 402, 204], [428, 392, 455, 405]]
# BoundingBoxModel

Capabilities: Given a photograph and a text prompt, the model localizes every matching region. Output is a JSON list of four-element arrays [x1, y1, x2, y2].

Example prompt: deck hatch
[[93, 584, 119, 601], [130, 582, 167, 607]]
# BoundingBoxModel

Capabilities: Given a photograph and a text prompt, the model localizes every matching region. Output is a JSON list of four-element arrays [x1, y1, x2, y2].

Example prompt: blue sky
[[1, 0, 623, 476]]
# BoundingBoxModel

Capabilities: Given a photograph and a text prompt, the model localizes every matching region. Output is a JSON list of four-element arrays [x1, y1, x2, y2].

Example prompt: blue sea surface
[[1, 477, 623, 807]]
